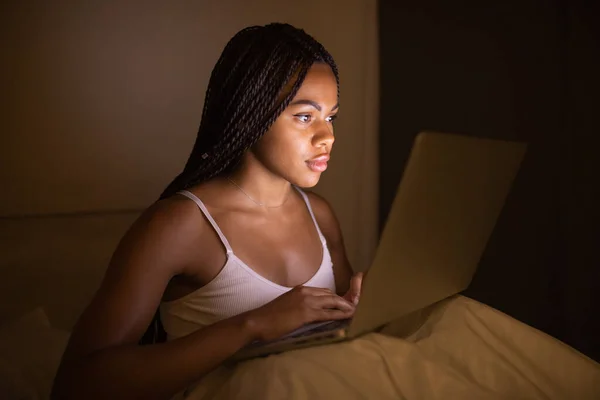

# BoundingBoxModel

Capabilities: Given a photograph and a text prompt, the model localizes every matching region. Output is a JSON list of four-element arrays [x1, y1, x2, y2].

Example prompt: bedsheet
[[182, 295, 600, 399]]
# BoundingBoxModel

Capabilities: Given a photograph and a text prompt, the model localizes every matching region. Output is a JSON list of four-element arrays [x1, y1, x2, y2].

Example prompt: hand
[[343, 272, 364, 306], [244, 286, 355, 342]]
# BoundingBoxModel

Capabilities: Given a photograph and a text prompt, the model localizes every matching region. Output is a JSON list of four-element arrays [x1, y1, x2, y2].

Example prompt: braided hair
[[140, 23, 339, 345], [159, 23, 339, 200]]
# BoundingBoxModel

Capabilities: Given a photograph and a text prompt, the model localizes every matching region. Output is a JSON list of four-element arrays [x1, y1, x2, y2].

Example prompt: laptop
[[231, 131, 527, 362]]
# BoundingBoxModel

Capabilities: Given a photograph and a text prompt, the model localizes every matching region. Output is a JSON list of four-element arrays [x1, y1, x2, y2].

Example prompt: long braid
[[158, 23, 339, 199]]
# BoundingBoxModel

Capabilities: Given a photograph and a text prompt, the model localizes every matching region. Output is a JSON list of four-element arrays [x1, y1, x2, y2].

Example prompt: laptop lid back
[[348, 131, 527, 337]]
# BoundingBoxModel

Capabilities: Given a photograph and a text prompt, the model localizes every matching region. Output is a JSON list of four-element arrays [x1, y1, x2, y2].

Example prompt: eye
[[295, 114, 312, 123], [326, 114, 338, 123]]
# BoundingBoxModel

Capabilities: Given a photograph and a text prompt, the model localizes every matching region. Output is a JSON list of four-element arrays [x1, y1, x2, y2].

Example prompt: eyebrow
[[289, 99, 339, 112]]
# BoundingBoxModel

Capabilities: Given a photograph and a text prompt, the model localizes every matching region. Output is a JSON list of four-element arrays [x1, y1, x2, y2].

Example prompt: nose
[[312, 120, 335, 149]]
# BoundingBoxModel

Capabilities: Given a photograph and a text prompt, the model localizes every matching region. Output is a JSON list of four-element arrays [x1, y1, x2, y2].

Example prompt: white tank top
[[159, 188, 336, 340]]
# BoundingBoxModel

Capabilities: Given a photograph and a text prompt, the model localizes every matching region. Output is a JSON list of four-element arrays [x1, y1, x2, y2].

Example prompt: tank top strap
[[294, 187, 327, 245], [177, 190, 233, 254]]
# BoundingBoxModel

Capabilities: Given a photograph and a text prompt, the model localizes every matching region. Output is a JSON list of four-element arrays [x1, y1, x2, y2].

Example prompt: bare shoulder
[[303, 190, 342, 245], [100, 192, 212, 299], [61, 194, 211, 361], [304, 190, 334, 217], [130, 195, 205, 248], [113, 195, 208, 272]]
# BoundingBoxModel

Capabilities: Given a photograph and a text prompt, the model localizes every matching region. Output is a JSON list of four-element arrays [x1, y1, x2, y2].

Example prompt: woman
[[52, 23, 363, 400]]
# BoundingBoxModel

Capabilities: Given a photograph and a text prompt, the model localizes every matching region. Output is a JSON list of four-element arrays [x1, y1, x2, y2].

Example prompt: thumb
[[349, 272, 363, 305]]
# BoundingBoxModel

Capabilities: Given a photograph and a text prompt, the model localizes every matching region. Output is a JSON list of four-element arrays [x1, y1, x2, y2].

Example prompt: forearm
[[52, 313, 256, 400]]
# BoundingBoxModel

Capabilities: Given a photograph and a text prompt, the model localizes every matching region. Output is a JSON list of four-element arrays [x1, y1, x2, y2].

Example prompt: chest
[[217, 209, 324, 287]]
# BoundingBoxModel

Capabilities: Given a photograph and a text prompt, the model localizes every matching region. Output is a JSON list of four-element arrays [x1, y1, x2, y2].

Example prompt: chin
[[290, 172, 321, 188]]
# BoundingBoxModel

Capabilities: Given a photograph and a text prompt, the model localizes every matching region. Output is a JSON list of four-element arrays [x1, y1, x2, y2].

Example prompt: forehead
[[292, 63, 338, 101]]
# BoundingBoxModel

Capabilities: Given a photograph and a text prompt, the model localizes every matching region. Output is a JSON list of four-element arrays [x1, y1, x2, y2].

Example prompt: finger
[[350, 273, 364, 304], [350, 273, 363, 294], [313, 295, 355, 312], [313, 307, 355, 322]]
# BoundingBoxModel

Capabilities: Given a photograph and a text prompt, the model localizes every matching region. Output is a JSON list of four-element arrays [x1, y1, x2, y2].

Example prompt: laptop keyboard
[[287, 319, 351, 339], [243, 319, 352, 350]]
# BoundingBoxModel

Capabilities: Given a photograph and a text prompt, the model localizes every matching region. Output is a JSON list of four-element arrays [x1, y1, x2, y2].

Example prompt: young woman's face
[[251, 63, 339, 188]]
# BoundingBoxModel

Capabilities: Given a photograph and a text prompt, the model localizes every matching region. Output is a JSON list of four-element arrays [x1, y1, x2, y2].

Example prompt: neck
[[227, 163, 292, 208]]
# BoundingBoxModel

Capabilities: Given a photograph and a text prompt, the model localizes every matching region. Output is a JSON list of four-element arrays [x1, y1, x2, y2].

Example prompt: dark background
[[378, 0, 599, 361]]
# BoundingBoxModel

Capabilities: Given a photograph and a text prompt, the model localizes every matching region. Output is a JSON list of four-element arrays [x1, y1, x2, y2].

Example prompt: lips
[[306, 153, 330, 173]]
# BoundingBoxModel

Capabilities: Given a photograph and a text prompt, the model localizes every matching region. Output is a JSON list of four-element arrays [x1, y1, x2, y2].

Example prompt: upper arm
[[61, 198, 203, 363], [305, 191, 353, 295]]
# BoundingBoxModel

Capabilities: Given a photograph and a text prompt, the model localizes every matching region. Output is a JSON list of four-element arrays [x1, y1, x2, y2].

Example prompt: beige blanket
[[184, 296, 600, 399]]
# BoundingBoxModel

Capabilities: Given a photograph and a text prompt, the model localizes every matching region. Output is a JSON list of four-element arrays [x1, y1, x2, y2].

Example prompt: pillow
[[0, 308, 70, 400], [0, 307, 51, 331], [0, 358, 38, 400]]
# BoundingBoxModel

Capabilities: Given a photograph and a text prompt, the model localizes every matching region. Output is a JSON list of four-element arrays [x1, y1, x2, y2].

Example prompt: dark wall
[[378, 0, 599, 360], [561, 0, 600, 362]]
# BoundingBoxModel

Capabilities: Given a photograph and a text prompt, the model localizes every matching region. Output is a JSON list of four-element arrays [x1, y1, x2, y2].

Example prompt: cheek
[[259, 123, 308, 161], [261, 138, 306, 170]]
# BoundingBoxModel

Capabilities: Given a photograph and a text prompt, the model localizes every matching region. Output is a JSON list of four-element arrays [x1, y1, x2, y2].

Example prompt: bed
[[183, 295, 600, 399], [1, 213, 598, 399]]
